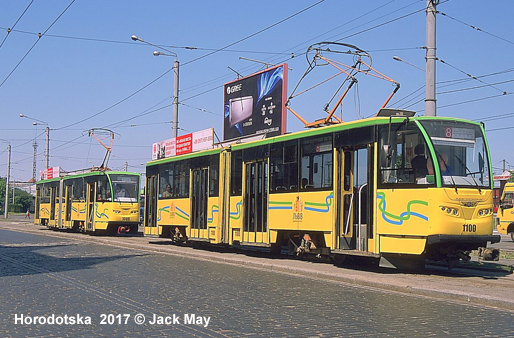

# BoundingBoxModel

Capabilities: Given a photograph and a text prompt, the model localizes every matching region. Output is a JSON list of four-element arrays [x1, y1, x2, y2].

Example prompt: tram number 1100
[[462, 224, 477, 232]]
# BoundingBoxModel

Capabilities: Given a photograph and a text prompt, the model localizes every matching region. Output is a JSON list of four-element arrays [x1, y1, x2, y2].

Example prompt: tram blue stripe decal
[[95, 203, 109, 219], [207, 205, 219, 223], [175, 206, 189, 218], [377, 193, 428, 225], [304, 194, 333, 213], [157, 206, 170, 221], [269, 206, 293, 210], [230, 201, 242, 219]]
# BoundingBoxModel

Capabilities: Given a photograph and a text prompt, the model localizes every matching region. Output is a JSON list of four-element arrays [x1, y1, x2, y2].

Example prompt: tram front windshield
[[110, 174, 140, 202], [420, 120, 490, 188]]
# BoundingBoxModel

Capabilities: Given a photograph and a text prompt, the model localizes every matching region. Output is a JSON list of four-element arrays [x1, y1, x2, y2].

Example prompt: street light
[[131, 35, 180, 139], [392, 56, 424, 71], [0, 139, 11, 218], [19, 114, 50, 178]]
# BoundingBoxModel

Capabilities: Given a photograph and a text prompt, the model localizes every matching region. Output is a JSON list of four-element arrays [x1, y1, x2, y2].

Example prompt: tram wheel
[[511, 232, 514, 242]]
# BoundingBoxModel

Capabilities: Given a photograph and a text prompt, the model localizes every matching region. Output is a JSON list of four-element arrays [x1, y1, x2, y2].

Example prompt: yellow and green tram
[[35, 170, 141, 235], [144, 111, 499, 268]]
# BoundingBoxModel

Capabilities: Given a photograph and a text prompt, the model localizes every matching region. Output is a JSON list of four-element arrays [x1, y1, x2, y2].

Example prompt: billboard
[[39, 166, 60, 180], [152, 128, 214, 160], [223, 64, 287, 141]]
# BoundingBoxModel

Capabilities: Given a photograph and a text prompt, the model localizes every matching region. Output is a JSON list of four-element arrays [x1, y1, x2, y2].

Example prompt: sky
[[1, 0, 513, 182]]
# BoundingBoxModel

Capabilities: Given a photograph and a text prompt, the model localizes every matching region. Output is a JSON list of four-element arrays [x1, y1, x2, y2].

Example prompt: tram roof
[[230, 115, 484, 151], [144, 115, 484, 166], [36, 170, 140, 184]]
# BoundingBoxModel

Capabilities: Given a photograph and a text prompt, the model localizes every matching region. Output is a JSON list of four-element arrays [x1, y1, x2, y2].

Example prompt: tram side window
[[72, 178, 85, 201], [175, 161, 190, 198], [159, 164, 174, 198], [502, 192, 514, 209], [96, 176, 112, 202], [41, 185, 51, 204], [378, 124, 433, 186], [209, 155, 219, 197], [270, 140, 298, 192], [300, 136, 333, 191], [231, 150, 243, 196]]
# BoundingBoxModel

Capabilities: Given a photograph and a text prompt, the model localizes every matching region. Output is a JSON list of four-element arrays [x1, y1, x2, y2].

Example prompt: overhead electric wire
[[52, 0, 325, 132], [0, 0, 76, 89], [0, 26, 297, 56], [440, 11, 514, 46], [438, 92, 513, 109], [0, 0, 35, 49], [437, 78, 514, 95], [437, 58, 507, 94]]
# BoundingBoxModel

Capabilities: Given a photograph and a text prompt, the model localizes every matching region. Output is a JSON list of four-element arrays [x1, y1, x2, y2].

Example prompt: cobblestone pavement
[[1, 220, 513, 337]]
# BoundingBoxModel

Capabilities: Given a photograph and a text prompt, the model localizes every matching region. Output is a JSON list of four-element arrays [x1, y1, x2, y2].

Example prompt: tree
[[0, 177, 34, 213]]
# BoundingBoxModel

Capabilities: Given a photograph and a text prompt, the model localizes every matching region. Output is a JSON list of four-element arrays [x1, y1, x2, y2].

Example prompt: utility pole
[[4, 144, 10, 218], [32, 139, 38, 181], [45, 126, 50, 169], [425, 0, 437, 116], [172, 58, 179, 139]]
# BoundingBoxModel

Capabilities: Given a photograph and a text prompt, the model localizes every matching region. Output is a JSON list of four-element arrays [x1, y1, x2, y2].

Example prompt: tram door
[[50, 186, 57, 222], [191, 168, 208, 239], [86, 182, 96, 231], [65, 184, 72, 223], [243, 160, 268, 244], [144, 175, 158, 235], [35, 187, 40, 220], [337, 146, 373, 252]]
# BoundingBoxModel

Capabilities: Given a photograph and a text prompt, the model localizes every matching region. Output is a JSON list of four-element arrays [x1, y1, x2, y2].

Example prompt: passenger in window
[[115, 186, 126, 198], [411, 144, 428, 178], [162, 185, 172, 198]]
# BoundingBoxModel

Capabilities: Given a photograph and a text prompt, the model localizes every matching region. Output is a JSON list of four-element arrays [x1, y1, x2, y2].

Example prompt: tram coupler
[[117, 225, 130, 234]]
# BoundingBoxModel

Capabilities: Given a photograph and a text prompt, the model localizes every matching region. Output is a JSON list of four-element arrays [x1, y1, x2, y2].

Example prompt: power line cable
[[0, 0, 35, 49], [438, 92, 513, 109], [0, 0, 76, 89], [437, 58, 507, 94], [52, 1, 325, 131], [440, 11, 514, 46]]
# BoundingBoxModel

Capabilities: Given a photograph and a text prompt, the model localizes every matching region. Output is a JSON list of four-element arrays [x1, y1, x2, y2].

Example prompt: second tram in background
[[35, 169, 141, 235], [143, 110, 500, 269]]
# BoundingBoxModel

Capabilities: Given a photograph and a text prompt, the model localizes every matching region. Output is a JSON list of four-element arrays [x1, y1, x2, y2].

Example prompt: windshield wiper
[[435, 151, 457, 191], [453, 154, 482, 193]]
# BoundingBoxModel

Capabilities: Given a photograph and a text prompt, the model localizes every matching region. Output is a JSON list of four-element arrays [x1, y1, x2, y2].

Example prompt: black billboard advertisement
[[223, 64, 287, 141]]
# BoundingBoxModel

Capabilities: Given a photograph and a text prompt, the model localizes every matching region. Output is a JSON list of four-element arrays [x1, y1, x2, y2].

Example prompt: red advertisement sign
[[176, 133, 192, 155]]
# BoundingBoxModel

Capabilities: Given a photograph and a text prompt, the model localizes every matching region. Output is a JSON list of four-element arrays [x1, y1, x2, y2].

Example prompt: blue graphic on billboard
[[223, 64, 287, 141]]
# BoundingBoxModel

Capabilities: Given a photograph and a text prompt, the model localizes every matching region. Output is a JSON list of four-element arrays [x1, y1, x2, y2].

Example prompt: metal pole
[[32, 139, 38, 181], [172, 59, 179, 139], [45, 126, 50, 169], [4, 144, 10, 218], [425, 0, 437, 116]]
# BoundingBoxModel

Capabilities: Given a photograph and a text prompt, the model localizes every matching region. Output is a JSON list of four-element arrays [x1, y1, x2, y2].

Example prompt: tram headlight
[[478, 208, 493, 217], [440, 206, 459, 217], [113, 210, 121, 214]]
